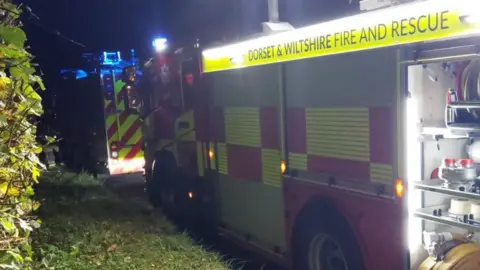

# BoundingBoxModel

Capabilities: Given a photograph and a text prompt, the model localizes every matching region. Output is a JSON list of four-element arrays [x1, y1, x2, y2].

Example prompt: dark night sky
[[15, 0, 358, 112], [20, 0, 268, 69]]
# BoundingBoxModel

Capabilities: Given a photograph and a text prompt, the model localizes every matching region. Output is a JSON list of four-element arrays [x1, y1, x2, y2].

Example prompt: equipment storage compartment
[[407, 60, 480, 269]]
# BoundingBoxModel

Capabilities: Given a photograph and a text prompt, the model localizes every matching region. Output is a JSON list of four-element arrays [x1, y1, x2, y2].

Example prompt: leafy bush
[[0, 1, 45, 268]]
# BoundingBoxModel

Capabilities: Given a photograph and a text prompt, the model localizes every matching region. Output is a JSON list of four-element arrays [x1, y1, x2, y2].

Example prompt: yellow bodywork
[[419, 242, 480, 270], [202, 0, 478, 73]]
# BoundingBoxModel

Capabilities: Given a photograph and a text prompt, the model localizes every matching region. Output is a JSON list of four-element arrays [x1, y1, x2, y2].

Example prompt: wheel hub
[[308, 233, 348, 270]]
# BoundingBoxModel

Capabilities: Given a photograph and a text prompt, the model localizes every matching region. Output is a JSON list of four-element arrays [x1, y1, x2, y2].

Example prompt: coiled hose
[[460, 59, 480, 119]]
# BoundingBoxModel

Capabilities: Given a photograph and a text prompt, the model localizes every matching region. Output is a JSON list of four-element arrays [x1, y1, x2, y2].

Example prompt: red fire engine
[[124, 1, 480, 269]]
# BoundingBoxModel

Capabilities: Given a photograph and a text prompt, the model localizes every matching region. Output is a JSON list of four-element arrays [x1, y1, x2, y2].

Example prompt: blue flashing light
[[75, 70, 88, 80], [153, 37, 168, 52], [60, 69, 89, 80], [101, 51, 122, 65]]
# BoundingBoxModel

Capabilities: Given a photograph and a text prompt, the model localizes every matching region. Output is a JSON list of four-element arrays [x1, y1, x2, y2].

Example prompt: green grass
[[32, 169, 230, 270]]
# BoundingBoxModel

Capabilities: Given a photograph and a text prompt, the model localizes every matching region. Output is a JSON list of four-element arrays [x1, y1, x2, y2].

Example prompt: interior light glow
[[406, 67, 423, 250]]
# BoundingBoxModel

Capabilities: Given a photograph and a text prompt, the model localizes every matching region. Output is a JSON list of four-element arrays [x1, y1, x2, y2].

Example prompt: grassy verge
[[32, 169, 230, 270]]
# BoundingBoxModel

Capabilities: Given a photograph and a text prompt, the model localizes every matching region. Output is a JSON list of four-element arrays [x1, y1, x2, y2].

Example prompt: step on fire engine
[[123, 0, 480, 269], [59, 51, 144, 176]]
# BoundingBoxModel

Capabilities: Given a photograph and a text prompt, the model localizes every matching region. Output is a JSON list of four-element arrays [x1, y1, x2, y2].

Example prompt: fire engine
[[59, 51, 144, 176], [123, 0, 480, 269]]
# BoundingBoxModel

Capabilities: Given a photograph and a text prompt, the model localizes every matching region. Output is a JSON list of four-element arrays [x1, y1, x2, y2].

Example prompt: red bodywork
[[282, 106, 405, 269], [284, 179, 405, 270], [143, 50, 209, 176]]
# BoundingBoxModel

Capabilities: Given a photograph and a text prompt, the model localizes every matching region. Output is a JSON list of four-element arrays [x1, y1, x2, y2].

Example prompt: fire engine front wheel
[[293, 204, 365, 270]]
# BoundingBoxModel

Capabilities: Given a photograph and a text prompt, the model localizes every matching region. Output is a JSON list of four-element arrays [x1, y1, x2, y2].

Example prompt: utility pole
[[268, 0, 280, 22], [262, 0, 293, 34]]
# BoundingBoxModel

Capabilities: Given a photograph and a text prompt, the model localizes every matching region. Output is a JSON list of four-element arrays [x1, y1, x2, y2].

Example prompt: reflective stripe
[[105, 114, 118, 144], [306, 108, 370, 161], [225, 107, 260, 147], [262, 149, 281, 187], [119, 147, 143, 160], [288, 152, 308, 170], [370, 163, 394, 185], [209, 142, 217, 171], [217, 142, 228, 174]]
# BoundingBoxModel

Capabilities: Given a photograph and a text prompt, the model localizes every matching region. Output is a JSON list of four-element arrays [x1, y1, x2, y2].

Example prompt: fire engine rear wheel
[[293, 204, 365, 270], [149, 151, 178, 214]]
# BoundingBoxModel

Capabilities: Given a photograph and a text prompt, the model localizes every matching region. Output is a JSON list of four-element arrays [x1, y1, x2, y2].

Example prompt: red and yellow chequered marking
[[287, 107, 394, 185], [206, 106, 395, 187], [224, 107, 263, 180], [208, 107, 281, 187]]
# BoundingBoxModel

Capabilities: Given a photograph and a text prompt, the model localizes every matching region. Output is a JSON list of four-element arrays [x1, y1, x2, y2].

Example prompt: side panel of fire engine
[[209, 65, 288, 253], [282, 48, 405, 269], [102, 69, 144, 175]]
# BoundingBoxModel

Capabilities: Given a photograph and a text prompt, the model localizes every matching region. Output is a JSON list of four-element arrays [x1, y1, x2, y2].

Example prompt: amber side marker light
[[395, 179, 405, 198], [208, 149, 214, 160], [280, 160, 287, 174]]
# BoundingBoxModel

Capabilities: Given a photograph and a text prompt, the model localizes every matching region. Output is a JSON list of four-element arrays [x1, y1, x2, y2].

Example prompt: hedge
[[0, 1, 45, 269]]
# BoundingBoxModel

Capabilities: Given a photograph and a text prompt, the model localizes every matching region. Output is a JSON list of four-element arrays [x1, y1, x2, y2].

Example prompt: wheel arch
[[152, 149, 178, 169], [292, 196, 349, 233], [291, 195, 366, 269]]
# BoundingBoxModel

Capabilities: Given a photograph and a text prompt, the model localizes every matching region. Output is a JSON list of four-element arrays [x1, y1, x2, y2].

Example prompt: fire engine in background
[[59, 51, 144, 176], [123, 0, 480, 269]]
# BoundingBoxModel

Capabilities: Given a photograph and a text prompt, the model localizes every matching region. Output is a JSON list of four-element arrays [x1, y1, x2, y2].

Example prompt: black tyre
[[293, 207, 365, 270], [148, 151, 178, 212], [145, 169, 161, 207]]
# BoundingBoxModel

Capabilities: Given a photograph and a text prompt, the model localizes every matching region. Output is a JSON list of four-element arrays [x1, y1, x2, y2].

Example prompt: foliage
[[0, 1, 45, 269], [33, 170, 230, 270]]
